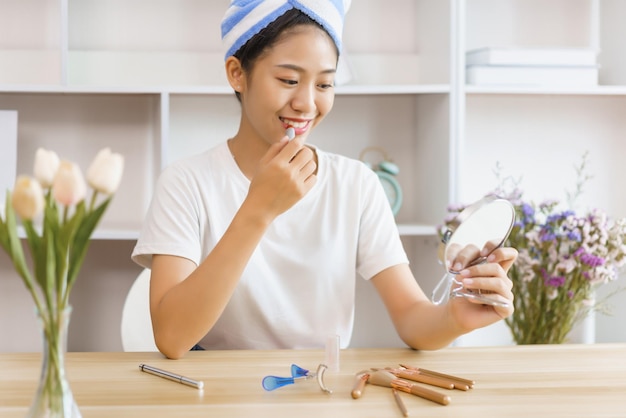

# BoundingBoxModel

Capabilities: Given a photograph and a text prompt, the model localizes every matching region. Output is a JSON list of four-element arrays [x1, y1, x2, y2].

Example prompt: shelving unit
[[457, 0, 626, 346], [1, 0, 625, 351], [459, 0, 626, 214]]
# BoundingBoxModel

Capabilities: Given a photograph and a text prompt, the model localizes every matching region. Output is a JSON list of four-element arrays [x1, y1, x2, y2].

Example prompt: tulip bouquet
[[0, 147, 124, 315], [0, 147, 123, 418]]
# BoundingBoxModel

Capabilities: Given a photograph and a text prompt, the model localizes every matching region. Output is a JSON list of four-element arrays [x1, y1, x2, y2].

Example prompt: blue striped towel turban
[[221, 0, 352, 60]]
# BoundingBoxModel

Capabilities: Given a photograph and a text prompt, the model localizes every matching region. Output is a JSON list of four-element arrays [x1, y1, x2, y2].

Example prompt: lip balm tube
[[286, 127, 295, 140], [325, 334, 340, 372]]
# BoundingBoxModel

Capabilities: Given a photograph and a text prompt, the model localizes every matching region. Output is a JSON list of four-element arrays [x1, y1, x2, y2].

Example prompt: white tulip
[[52, 161, 86, 206], [12, 176, 45, 220], [33, 148, 60, 188], [86, 148, 124, 195]]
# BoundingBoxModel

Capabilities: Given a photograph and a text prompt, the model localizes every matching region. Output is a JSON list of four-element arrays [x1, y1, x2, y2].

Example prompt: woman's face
[[240, 24, 338, 145]]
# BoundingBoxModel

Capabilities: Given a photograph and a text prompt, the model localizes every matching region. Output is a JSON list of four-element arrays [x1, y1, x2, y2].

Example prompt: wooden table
[[1, 344, 625, 417]]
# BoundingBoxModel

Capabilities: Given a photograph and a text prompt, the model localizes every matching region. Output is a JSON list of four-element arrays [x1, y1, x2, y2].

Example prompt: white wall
[[0, 241, 141, 352]]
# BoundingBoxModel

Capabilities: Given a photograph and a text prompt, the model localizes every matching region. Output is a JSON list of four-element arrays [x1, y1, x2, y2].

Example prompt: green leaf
[[40, 198, 60, 307], [44, 213, 56, 307], [0, 222, 8, 254], [63, 201, 86, 243], [1, 190, 44, 311], [0, 191, 10, 254], [66, 197, 112, 294], [5, 192, 31, 279], [23, 220, 45, 285], [56, 201, 86, 297]]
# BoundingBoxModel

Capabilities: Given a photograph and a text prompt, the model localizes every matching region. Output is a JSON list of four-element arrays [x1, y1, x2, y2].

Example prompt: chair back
[[121, 268, 158, 351]]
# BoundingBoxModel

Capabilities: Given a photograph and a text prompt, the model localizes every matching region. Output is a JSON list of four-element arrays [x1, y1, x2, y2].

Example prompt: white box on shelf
[[0, 110, 18, 206], [466, 65, 599, 87], [465, 47, 598, 67]]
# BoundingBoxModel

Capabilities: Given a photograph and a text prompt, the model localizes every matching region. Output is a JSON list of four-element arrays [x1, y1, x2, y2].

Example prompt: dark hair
[[231, 8, 339, 102]]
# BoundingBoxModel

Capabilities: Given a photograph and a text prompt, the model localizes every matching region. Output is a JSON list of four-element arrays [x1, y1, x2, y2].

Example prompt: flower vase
[[28, 306, 82, 418], [566, 309, 596, 343], [566, 295, 596, 344]]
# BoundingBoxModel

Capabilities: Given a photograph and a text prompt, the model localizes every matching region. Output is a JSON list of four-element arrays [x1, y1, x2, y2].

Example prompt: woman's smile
[[279, 117, 312, 136]]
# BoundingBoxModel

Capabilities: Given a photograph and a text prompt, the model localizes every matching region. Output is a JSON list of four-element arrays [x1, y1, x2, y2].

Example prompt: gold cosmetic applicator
[[376, 367, 455, 390], [399, 364, 474, 390], [351, 370, 370, 399], [368, 370, 451, 406]]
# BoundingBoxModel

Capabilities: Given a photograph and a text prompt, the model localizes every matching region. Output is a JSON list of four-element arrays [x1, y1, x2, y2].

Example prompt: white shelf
[[397, 224, 438, 236], [0, 51, 447, 91], [0, 84, 451, 96], [337, 84, 450, 95], [0, 85, 231, 95], [465, 85, 626, 96]]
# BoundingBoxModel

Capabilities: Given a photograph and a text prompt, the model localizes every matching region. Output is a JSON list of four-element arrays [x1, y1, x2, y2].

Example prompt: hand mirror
[[431, 195, 515, 307]]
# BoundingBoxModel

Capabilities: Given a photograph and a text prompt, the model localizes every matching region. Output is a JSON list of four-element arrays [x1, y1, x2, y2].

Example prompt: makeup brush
[[389, 368, 455, 390], [399, 364, 474, 390], [351, 371, 370, 399], [368, 370, 451, 406], [392, 389, 409, 417], [371, 367, 455, 390]]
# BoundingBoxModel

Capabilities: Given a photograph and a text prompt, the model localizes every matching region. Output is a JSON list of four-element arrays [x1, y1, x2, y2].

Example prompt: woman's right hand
[[246, 134, 317, 220]]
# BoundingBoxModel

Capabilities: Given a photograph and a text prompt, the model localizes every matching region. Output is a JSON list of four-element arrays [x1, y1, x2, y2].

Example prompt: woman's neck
[[227, 135, 264, 180]]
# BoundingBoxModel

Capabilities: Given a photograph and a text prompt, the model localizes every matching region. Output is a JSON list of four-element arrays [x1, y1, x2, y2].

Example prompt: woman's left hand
[[448, 246, 518, 331]]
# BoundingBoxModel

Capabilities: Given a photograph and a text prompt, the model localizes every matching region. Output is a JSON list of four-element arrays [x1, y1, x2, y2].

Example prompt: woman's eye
[[318, 83, 334, 90], [279, 78, 298, 85]]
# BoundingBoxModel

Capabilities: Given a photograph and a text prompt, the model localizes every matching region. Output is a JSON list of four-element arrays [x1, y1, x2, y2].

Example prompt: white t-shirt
[[131, 142, 408, 349]]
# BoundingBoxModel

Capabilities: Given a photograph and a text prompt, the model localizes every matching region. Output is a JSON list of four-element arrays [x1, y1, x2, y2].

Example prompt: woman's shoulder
[[316, 147, 377, 180], [162, 142, 229, 176]]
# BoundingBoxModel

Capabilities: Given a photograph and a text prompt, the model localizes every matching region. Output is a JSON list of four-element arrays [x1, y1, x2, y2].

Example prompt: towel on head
[[221, 0, 351, 60]]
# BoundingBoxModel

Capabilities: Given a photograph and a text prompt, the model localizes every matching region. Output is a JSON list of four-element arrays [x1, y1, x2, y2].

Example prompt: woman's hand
[[246, 134, 317, 222], [448, 246, 518, 332]]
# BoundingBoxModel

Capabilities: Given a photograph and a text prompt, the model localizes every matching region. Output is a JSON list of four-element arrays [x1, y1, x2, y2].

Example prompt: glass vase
[[27, 306, 82, 418]]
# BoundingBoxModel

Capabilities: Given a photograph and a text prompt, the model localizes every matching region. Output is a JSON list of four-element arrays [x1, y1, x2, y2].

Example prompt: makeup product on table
[[368, 370, 451, 406], [399, 364, 475, 390], [387, 368, 455, 390], [351, 371, 370, 399], [392, 389, 409, 417], [262, 363, 332, 394], [325, 334, 340, 372], [138, 364, 204, 390]]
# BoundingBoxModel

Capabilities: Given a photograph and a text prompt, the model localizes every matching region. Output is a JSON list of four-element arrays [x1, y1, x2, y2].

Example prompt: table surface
[[1, 343, 625, 418]]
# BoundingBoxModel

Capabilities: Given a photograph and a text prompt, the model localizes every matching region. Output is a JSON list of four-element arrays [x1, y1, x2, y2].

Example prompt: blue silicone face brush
[[262, 364, 332, 393]]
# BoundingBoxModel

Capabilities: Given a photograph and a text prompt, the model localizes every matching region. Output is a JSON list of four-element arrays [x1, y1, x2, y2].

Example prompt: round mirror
[[432, 196, 515, 307]]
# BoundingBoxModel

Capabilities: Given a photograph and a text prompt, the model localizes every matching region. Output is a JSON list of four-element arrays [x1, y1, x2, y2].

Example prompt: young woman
[[132, 1, 517, 359]]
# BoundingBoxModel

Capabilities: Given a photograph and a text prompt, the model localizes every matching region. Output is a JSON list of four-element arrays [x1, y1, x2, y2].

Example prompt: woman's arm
[[149, 202, 271, 359], [371, 247, 517, 350]]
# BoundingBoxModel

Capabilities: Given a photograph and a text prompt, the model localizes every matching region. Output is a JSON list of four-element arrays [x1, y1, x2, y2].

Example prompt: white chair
[[121, 268, 159, 352]]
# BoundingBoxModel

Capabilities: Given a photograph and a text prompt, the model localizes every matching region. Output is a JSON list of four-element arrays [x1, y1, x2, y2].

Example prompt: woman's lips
[[281, 118, 311, 135]]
